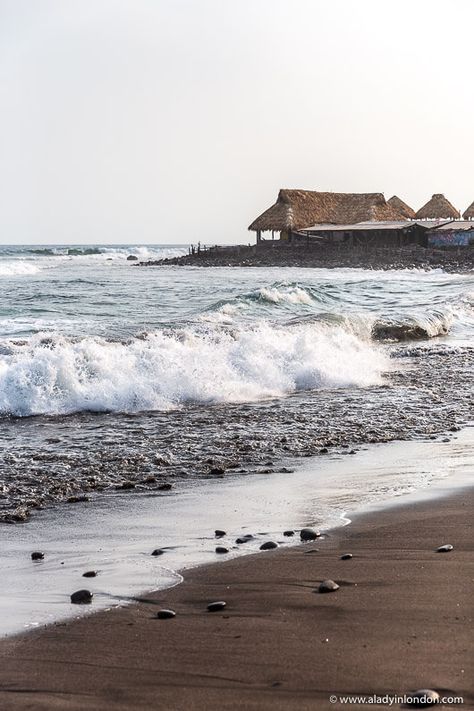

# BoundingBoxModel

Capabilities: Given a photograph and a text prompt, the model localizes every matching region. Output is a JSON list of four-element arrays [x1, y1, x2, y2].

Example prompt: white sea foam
[[258, 286, 314, 305], [0, 322, 389, 417], [0, 261, 41, 277]]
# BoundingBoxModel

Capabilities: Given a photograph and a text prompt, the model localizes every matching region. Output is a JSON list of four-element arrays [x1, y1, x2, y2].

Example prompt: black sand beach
[[1, 487, 472, 710]]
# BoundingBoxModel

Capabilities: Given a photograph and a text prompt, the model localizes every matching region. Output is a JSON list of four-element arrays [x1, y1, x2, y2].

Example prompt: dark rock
[[300, 528, 320, 541], [66, 495, 90, 503], [320, 447, 329, 454], [82, 571, 97, 578], [340, 553, 353, 560], [215, 529, 226, 537], [31, 551, 44, 561], [207, 601, 226, 612], [151, 548, 165, 556], [436, 544, 453, 553], [216, 546, 229, 554], [116, 481, 135, 490], [283, 530, 295, 537], [157, 482, 173, 491], [407, 689, 440, 707], [156, 609, 176, 619], [209, 466, 225, 476], [236, 534, 254, 544], [127, 255, 138, 261], [318, 580, 339, 593], [70, 589, 93, 604], [260, 541, 278, 550]]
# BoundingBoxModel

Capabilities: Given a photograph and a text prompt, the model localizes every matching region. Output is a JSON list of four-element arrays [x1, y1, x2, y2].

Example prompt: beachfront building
[[248, 189, 426, 248], [248, 190, 408, 243], [427, 221, 474, 247]]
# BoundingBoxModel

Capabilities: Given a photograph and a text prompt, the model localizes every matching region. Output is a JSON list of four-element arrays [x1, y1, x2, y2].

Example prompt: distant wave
[[0, 321, 389, 417]]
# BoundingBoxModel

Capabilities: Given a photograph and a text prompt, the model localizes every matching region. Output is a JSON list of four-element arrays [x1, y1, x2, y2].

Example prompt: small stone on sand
[[82, 571, 97, 578], [215, 529, 226, 537], [215, 546, 229, 554], [207, 601, 227, 612], [300, 528, 320, 541], [340, 553, 353, 560], [31, 551, 44, 561], [156, 609, 176, 619], [436, 544, 453, 553], [236, 534, 254, 544], [408, 689, 440, 707], [70, 589, 93, 604], [283, 530, 294, 536], [318, 580, 339, 593], [260, 541, 278, 550], [151, 549, 164, 556]]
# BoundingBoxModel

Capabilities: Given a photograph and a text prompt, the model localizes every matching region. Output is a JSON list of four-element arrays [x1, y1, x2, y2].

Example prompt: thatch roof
[[387, 195, 416, 219], [249, 190, 403, 231], [462, 200, 474, 220], [415, 194, 460, 220]]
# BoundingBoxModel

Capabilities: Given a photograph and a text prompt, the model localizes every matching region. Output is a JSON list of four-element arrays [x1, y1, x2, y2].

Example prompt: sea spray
[[0, 321, 389, 417]]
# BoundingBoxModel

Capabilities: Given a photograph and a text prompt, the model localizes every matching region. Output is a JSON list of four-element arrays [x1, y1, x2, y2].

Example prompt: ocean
[[0, 244, 473, 634]]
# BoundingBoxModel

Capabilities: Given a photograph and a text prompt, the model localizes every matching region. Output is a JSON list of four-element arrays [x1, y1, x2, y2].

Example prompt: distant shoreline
[[137, 243, 474, 272]]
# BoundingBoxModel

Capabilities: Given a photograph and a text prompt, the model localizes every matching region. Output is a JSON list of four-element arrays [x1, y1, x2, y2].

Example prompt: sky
[[0, 0, 473, 245]]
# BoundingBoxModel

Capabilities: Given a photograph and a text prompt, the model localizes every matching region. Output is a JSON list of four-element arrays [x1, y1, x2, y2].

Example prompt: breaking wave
[[0, 321, 389, 417], [0, 261, 42, 277]]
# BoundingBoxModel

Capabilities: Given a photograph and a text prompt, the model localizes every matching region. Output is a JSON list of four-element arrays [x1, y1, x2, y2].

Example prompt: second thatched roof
[[387, 195, 416, 219], [462, 201, 474, 220], [415, 194, 460, 220], [248, 190, 403, 231]]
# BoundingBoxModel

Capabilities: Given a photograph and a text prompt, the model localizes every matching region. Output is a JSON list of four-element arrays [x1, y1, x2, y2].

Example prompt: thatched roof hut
[[248, 190, 404, 232], [462, 201, 474, 220], [415, 194, 460, 220], [387, 195, 416, 220]]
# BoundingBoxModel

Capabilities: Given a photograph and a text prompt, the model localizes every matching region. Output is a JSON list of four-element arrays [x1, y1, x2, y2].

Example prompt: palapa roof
[[248, 189, 404, 232], [462, 200, 474, 220], [415, 194, 460, 220], [387, 195, 416, 220]]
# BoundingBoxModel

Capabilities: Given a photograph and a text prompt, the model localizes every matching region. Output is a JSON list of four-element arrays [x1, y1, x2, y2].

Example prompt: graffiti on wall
[[428, 231, 474, 247]]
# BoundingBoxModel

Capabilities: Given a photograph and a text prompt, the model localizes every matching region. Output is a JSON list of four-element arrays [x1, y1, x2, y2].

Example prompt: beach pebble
[[436, 544, 453, 553], [82, 570, 97, 578], [407, 689, 440, 707], [300, 528, 320, 541], [215, 529, 226, 537], [31, 551, 44, 561], [151, 548, 165, 556], [283, 530, 295, 536], [70, 589, 93, 604], [207, 601, 226, 612], [340, 553, 353, 560], [318, 580, 339, 594], [235, 534, 254, 544], [215, 546, 229, 554], [157, 482, 173, 491], [260, 541, 278, 550], [156, 609, 176, 619]]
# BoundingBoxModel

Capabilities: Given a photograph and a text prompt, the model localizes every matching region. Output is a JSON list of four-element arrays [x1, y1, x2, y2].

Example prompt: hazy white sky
[[1, 0, 473, 245]]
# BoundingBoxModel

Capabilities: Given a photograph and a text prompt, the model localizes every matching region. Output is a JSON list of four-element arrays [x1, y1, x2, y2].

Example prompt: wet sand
[[0, 488, 472, 710]]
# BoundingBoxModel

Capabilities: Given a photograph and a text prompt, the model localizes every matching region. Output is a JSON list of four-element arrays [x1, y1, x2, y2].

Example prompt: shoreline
[[1, 430, 473, 639], [137, 243, 474, 273], [1, 484, 472, 709]]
